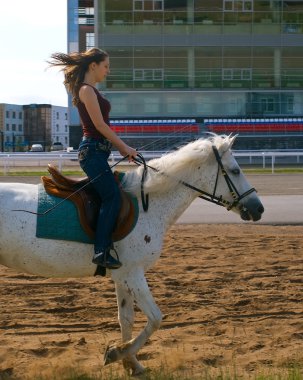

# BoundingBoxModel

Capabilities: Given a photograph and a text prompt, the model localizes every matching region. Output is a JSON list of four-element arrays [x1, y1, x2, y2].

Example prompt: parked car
[[50, 142, 64, 151], [30, 144, 43, 152]]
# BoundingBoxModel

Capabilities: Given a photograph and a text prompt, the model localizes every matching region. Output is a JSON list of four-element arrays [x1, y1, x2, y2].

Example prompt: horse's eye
[[231, 168, 240, 175]]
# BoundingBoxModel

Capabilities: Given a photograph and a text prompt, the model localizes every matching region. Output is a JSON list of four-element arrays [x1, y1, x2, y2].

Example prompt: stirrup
[[92, 248, 122, 269]]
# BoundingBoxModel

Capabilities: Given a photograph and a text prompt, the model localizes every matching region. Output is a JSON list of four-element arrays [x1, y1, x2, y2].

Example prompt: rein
[[136, 152, 149, 212], [12, 144, 256, 216], [134, 145, 256, 212]]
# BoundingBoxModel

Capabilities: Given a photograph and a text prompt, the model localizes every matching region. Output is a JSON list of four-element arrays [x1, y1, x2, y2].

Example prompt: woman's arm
[[79, 85, 137, 159]]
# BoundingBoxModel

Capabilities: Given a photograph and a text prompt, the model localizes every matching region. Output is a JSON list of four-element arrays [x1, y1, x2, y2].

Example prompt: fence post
[[58, 155, 63, 171], [5, 154, 10, 175]]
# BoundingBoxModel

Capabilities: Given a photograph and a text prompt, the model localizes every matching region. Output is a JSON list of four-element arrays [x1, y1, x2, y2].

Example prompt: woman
[[49, 48, 137, 269]]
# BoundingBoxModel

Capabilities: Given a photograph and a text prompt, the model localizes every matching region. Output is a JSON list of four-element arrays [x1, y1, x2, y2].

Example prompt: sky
[[0, 0, 68, 107]]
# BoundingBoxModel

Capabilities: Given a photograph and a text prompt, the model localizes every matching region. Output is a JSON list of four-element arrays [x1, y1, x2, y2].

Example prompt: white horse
[[0, 135, 263, 375]]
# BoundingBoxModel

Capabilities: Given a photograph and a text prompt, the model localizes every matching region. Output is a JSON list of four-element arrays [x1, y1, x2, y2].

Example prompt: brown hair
[[48, 48, 108, 106]]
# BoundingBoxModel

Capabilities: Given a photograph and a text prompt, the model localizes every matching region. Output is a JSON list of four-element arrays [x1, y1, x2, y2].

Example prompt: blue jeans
[[78, 139, 121, 253]]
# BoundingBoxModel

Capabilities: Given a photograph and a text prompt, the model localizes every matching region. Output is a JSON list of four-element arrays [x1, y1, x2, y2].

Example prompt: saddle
[[41, 164, 137, 242]]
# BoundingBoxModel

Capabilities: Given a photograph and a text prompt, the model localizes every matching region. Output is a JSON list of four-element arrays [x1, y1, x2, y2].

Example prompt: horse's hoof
[[123, 357, 146, 376], [132, 367, 151, 377], [103, 345, 119, 365]]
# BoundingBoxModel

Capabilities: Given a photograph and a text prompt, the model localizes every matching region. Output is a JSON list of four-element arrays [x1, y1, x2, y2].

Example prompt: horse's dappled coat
[[0, 135, 263, 376]]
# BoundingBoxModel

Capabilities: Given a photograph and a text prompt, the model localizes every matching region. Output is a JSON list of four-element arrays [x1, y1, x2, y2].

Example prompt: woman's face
[[94, 57, 110, 82]]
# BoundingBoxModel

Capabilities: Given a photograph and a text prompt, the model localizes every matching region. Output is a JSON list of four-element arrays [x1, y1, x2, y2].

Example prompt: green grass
[[0, 170, 84, 177], [0, 167, 302, 177], [242, 167, 303, 174], [2, 365, 302, 380]]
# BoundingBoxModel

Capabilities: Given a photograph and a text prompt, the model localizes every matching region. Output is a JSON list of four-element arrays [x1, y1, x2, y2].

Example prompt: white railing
[[233, 151, 303, 173], [0, 151, 302, 174], [0, 152, 80, 174]]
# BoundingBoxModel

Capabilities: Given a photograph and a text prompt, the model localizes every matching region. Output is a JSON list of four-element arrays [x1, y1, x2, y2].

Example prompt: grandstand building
[[68, 0, 303, 150]]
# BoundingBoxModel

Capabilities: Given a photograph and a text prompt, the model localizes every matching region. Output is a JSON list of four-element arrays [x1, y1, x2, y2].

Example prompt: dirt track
[[0, 174, 302, 379]]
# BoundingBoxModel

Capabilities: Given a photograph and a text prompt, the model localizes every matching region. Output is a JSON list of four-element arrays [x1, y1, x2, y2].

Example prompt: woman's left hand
[[119, 144, 137, 162]]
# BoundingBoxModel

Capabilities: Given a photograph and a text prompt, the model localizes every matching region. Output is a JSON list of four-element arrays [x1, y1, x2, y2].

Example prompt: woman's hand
[[119, 145, 137, 162]]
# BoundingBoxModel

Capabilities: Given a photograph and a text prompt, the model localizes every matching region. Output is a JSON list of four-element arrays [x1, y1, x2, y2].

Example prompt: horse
[[0, 135, 264, 375]]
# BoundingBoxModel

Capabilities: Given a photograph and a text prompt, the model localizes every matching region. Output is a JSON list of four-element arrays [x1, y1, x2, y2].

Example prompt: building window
[[286, 97, 294, 112], [167, 97, 180, 113], [222, 68, 251, 80], [6, 111, 9, 118], [134, 0, 163, 11], [224, 0, 253, 12], [154, 0, 163, 10], [144, 97, 160, 113], [18, 124, 22, 132], [65, 113, 68, 120], [86, 33, 95, 49], [78, 7, 94, 16], [6, 124, 9, 131], [12, 124, 16, 132], [12, 111, 16, 119], [65, 125, 68, 132], [261, 98, 275, 113], [78, 18, 94, 25], [242, 69, 252, 80], [56, 112, 59, 119], [134, 68, 163, 80], [19, 112, 22, 119], [134, 0, 143, 10], [56, 124, 59, 132]]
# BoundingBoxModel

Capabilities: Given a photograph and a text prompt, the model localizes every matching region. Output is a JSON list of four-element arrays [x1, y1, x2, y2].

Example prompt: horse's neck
[[153, 183, 197, 227]]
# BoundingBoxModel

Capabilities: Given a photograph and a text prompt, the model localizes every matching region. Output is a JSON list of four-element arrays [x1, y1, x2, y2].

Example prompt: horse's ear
[[229, 134, 237, 148]]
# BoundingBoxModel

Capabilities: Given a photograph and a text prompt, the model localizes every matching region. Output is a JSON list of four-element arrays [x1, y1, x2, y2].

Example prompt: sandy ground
[[0, 174, 302, 379]]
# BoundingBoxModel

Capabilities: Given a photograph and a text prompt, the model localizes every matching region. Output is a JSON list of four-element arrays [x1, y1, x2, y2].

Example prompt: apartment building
[[0, 103, 68, 152], [51, 106, 70, 147], [0, 103, 24, 152]]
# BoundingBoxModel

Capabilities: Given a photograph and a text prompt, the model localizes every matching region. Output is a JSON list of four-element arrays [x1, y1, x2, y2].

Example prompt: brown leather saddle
[[41, 164, 137, 242]]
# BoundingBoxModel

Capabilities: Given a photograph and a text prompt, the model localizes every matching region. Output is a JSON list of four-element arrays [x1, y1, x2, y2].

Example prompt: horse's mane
[[122, 134, 234, 195]]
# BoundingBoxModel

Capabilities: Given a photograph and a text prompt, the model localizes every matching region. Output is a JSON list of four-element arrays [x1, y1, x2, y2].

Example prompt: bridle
[[198, 145, 256, 210], [135, 146, 257, 213]]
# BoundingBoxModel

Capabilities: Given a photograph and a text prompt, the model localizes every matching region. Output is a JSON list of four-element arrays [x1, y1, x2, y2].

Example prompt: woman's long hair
[[48, 48, 108, 106]]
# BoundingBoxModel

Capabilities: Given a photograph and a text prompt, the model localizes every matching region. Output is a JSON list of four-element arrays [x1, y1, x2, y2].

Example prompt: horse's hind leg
[[105, 271, 162, 371], [115, 282, 145, 375]]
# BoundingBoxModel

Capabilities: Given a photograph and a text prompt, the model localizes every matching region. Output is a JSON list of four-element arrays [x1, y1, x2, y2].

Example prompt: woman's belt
[[82, 136, 112, 152]]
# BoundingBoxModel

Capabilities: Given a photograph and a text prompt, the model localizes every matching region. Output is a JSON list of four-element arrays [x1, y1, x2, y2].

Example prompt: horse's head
[[206, 135, 264, 222], [125, 135, 264, 222]]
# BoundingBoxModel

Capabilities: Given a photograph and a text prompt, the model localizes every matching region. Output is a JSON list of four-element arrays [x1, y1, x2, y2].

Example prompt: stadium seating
[[109, 118, 200, 151], [204, 118, 303, 134], [110, 119, 199, 134]]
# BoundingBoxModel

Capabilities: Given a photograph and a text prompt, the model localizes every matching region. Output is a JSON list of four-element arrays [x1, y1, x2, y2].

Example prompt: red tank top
[[77, 83, 111, 141]]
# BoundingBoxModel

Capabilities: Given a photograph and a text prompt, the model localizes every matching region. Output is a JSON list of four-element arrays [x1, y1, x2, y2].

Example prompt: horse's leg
[[115, 282, 145, 375], [105, 272, 162, 370]]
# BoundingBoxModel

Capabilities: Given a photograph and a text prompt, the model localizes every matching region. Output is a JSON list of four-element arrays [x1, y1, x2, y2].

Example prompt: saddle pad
[[36, 184, 95, 244]]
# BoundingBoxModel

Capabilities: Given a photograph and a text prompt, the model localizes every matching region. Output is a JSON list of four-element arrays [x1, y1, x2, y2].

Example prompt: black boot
[[92, 248, 122, 269]]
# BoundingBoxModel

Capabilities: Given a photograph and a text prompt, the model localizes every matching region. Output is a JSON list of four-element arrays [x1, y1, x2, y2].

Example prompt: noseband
[[135, 146, 256, 212]]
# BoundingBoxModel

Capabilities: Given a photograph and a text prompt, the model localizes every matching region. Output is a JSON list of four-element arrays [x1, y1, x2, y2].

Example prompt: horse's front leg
[[115, 282, 145, 375], [105, 270, 162, 371]]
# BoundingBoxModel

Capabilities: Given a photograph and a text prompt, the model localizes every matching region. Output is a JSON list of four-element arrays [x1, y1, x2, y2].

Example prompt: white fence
[[233, 151, 303, 173], [0, 151, 302, 175]]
